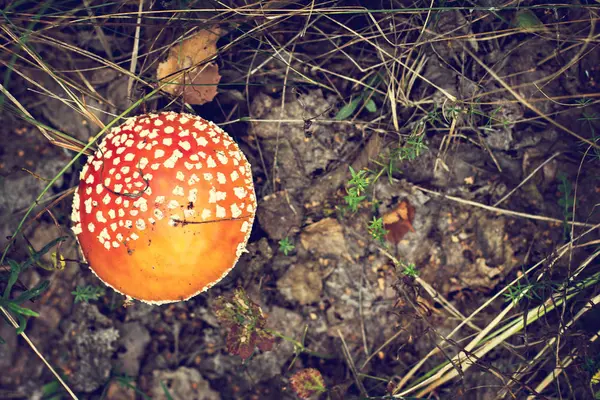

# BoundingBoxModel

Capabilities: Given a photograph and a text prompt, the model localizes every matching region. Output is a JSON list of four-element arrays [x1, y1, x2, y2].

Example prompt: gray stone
[[116, 322, 151, 377], [277, 263, 323, 305], [300, 218, 348, 257], [257, 190, 303, 240], [151, 367, 220, 400], [60, 303, 119, 393]]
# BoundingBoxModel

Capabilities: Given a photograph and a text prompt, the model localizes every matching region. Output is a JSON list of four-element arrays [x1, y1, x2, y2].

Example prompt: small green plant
[[0, 236, 66, 338], [335, 94, 377, 120], [503, 272, 563, 305], [335, 75, 379, 120], [72, 285, 106, 303], [578, 111, 600, 160], [212, 288, 330, 364], [392, 133, 428, 162], [503, 281, 538, 304], [574, 98, 593, 107], [368, 217, 388, 244], [484, 105, 506, 129], [515, 9, 544, 31], [278, 237, 295, 256], [41, 379, 66, 400], [425, 106, 443, 126], [400, 262, 419, 278], [584, 356, 600, 397], [343, 128, 428, 213], [592, 368, 600, 385], [343, 166, 370, 212], [444, 104, 462, 121], [347, 165, 370, 193], [557, 172, 574, 241]]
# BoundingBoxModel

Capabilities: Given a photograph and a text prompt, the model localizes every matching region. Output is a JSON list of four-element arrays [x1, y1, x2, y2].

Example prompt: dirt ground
[[1, 1, 600, 400]]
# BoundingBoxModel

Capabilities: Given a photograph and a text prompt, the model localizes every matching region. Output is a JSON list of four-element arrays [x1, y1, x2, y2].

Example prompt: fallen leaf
[[290, 369, 326, 399], [383, 200, 415, 244], [212, 288, 275, 360], [300, 218, 348, 257], [157, 27, 222, 105]]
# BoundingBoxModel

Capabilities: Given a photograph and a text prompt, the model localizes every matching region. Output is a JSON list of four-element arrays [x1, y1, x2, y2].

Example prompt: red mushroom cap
[[71, 112, 256, 304]]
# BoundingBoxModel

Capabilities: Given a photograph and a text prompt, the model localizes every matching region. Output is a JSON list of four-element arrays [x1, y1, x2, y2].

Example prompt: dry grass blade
[[127, 0, 145, 100], [395, 242, 600, 398], [0, 308, 78, 399], [82, 0, 113, 61], [415, 185, 597, 228], [493, 151, 562, 207], [323, 13, 458, 102], [0, 25, 103, 129], [462, 46, 599, 150], [505, 290, 600, 398], [0, 83, 90, 154], [393, 219, 600, 395], [338, 329, 368, 397]]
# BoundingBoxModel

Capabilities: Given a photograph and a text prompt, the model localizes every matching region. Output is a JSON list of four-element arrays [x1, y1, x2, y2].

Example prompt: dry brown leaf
[[290, 368, 326, 399], [157, 27, 222, 105], [384, 200, 415, 244]]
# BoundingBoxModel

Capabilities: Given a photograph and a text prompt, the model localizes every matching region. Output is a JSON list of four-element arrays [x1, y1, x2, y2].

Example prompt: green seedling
[[278, 237, 295, 256], [400, 262, 419, 278], [0, 236, 66, 337], [368, 217, 388, 244], [72, 285, 106, 303], [343, 166, 370, 212]]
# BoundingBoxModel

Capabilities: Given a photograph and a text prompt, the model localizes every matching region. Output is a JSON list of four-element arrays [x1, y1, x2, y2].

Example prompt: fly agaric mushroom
[[71, 112, 256, 304]]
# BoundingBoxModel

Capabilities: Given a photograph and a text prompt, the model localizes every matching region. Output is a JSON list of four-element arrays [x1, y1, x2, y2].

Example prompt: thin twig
[[415, 185, 596, 228], [338, 329, 368, 397], [127, 0, 144, 100], [494, 151, 562, 207], [0, 308, 78, 399]]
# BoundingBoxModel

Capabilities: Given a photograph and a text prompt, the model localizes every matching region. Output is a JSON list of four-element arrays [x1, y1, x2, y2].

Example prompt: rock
[[106, 75, 133, 113], [257, 190, 303, 240], [0, 323, 17, 370], [418, 208, 518, 294], [31, 70, 110, 142], [244, 307, 304, 383], [303, 134, 383, 206], [27, 222, 78, 269], [60, 303, 119, 393], [36, 305, 62, 332], [244, 237, 274, 276], [277, 263, 323, 304], [105, 380, 136, 400], [125, 301, 156, 323], [249, 90, 360, 190], [0, 122, 68, 251], [476, 216, 511, 266], [116, 322, 151, 377], [300, 218, 348, 257], [198, 351, 239, 381], [151, 367, 220, 400], [483, 127, 514, 151]]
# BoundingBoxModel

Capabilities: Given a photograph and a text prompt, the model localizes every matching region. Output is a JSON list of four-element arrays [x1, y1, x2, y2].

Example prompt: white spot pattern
[[71, 111, 256, 272]]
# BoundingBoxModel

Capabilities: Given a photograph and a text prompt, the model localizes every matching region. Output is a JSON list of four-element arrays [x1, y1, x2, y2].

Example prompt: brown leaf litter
[[383, 199, 416, 244], [157, 27, 222, 105]]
